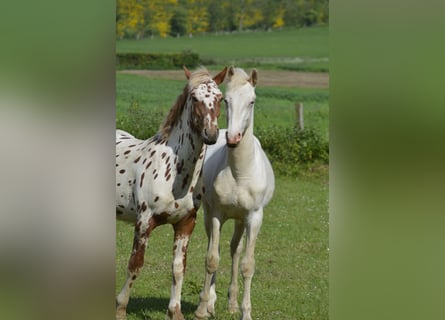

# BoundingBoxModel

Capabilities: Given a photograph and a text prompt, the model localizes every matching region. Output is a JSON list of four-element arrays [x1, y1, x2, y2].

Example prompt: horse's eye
[[192, 96, 198, 102]]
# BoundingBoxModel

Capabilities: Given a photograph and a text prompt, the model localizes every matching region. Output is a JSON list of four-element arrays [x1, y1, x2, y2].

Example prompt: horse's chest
[[213, 170, 264, 211]]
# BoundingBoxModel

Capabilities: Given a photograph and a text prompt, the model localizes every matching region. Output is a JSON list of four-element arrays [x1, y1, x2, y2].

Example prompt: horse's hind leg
[[228, 219, 245, 314], [167, 208, 197, 320], [116, 211, 155, 320]]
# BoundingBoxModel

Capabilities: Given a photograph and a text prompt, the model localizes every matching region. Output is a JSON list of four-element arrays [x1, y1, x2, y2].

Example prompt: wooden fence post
[[295, 102, 304, 131]]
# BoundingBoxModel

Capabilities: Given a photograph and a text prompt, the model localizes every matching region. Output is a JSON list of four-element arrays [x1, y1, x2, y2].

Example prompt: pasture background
[[116, 27, 329, 72], [116, 27, 329, 319]]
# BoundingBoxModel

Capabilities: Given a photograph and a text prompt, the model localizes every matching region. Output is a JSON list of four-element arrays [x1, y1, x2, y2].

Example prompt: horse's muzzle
[[203, 127, 219, 145], [226, 131, 241, 147]]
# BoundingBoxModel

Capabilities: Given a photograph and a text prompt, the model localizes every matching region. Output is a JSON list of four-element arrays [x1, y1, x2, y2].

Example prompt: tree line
[[117, 0, 329, 39]]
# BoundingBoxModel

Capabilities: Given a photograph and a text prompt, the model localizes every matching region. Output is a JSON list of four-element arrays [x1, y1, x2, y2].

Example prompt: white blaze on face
[[225, 84, 256, 145]]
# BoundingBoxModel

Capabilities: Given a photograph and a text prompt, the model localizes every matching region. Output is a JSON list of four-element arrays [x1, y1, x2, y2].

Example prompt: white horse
[[116, 66, 227, 320], [195, 67, 275, 320]]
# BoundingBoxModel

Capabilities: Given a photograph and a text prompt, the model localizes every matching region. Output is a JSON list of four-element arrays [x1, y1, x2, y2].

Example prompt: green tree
[[116, 0, 146, 39], [115, 0, 329, 39], [146, 0, 177, 38], [207, 0, 233, 32], [185, 0, 209, 35], [283, 0, 300, 27], [170, 7, 188, 36], [256, 0, 284, 29]]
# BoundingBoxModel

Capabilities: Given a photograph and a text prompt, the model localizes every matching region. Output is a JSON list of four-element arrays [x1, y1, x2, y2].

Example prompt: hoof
[[169, 313, 185, 320], [240, 313, 252, 320], [116, 306, 126, 320], [228, 305, 239, 314], [207, 306, 215, 317], [228, 299, 239, 314], [167, 305, 185, 320], [194, 310, 210, 320]]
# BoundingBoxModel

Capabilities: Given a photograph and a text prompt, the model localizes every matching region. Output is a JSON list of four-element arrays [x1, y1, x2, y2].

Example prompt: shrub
[[256, 125, 329, 176], [116, 50, 200, 70]]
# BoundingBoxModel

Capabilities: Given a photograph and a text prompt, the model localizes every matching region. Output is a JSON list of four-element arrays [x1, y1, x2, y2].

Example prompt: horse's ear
[[183, 65, 191, 79], [227, 66, 235, 80], [249, 69, 258, 87], [213, 66, 228, 85]]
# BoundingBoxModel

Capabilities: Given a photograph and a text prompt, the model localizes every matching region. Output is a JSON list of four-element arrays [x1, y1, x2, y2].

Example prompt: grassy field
[[116, 174, 328, 320], [116, 27, 329, 72]]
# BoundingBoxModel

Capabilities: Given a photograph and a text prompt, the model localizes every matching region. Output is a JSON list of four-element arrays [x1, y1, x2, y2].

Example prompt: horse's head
[[184, 66, 227, 145], [224, 67, 258, 147]]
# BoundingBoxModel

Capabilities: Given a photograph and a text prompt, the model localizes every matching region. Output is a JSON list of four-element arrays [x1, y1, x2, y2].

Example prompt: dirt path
[[119, 69, 329, 89]]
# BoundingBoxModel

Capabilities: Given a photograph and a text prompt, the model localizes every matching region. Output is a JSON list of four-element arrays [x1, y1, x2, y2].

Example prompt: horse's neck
[[227, 123, 256, 179], [168, 101, 204, 171]]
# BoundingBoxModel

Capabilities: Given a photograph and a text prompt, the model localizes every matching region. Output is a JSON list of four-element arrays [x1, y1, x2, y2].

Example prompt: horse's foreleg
[[195, 215, 221, 319], [116, 211, 155, 320], [228, 220, 245, 314], [168, 208, 197, 320], [240, 209, 263, 320]]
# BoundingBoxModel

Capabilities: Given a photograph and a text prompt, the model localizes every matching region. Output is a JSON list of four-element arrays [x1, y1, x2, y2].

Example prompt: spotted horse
[[116, 66, 227, 320]]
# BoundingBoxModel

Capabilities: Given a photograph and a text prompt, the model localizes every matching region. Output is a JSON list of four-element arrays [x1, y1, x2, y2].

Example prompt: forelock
[[227, 68, 249, 90], [187, 67, 213, 89]]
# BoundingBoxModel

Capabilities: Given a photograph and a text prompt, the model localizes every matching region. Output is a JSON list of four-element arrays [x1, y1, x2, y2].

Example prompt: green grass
[[116, 174, 328, 320], [116, 73, 329, 140], [116, 27, 329, 72]]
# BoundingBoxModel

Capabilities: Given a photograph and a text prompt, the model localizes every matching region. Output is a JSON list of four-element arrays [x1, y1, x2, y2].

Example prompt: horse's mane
[[157, 67, 212, 139], [227, 68, 249, 90]]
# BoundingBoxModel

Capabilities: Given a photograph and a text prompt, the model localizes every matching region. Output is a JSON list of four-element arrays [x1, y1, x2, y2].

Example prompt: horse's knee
[[241, 257, 255, 279], [173, 256, 184, 279], [128, 246, 145, 275], [206, 253, 219, 273], [172, 236, 189, 279]]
